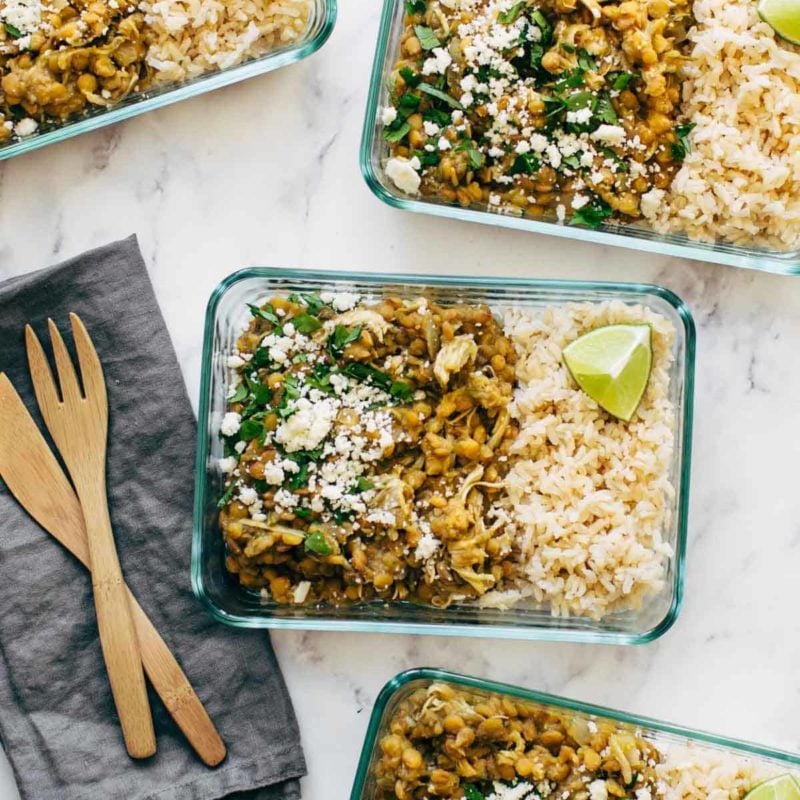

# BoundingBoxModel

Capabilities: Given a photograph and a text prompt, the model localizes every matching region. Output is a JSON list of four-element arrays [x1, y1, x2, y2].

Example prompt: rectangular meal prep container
[[0, 0, 336, 162], [350, 668, 800, 800], [192, 267, 695, 644], [360, 0, 800, 276]]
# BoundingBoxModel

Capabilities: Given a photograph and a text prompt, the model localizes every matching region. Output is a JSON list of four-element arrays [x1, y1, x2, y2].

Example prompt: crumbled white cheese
[[639, 187, 665, 220], [571, 194, 589, 210], [590, 124, 627, 146], [423, 120, 441, 137], [488, 193, 501, 205], [238, 486, 259, 506], [422, 46, 453, 75], [566, 106, 593, 125], [227, 354, 246, 368], [320, 291, 360, 312], [234, 440, 247, 454], [381, 106, 397, 125], [589, 781, 609, 800], [218, 456, 237, 474], [487, 781, 536, 800], [263, 462, 285, 485], [14, 118, 38, 137], [220, 412, 242, 437], [385, 157, 422, 195], [414, 532, 441, 561], [275, 397, 336, 452], [437, 136, 451, 151]]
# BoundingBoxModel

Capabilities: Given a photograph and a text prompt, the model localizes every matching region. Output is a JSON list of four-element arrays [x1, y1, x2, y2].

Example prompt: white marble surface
[[2, 1, 800, 798]]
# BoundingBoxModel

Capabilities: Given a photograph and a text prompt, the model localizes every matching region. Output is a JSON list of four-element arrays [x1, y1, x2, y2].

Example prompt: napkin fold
[[0, 237, 306, 800]]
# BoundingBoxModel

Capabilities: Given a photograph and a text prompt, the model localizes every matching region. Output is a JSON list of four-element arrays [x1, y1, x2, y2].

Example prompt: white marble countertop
[[2, 1, 800, 798]]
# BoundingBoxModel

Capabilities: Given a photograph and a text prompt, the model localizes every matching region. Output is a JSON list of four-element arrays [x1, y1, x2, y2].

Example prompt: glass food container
[[0, 0, 336, 162], [360, 0, 800, 275], [350, 669, 800, 800], [192, 267, 695, 644]]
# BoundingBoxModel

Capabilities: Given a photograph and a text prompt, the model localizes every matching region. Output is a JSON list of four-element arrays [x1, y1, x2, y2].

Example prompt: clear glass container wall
[[193, 268, 695, 644], [0, 0, 336, 161], [359, 0, 800, 275], [350, 669, 800, 800]]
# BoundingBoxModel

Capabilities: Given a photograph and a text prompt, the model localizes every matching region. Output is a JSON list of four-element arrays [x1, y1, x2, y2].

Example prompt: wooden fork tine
[[70, 313, 107, 410], [25, 325, 63, 426], [48, 318, 83, 403]]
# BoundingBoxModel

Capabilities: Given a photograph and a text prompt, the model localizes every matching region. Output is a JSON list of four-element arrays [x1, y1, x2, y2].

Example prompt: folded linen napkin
[[0, 236, 306, 800]]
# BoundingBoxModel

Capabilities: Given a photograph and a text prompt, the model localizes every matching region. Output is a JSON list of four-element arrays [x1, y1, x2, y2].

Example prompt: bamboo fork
[[0, 373, 226, 766], [26, 315, 155, 759]]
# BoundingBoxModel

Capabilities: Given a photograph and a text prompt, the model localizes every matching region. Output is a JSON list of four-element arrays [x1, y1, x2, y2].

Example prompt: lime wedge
[[758, 0, 800, 44], [744, 775, 800, 800], [562, 324, 652, 422]]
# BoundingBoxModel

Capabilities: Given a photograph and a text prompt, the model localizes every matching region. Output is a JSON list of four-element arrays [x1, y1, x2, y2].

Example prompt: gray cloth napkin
[[0, 236, 306, 800]]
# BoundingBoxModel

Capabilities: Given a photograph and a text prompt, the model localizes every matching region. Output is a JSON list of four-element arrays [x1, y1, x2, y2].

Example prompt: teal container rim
[[350, 668, 800, 800], [0, 0, 337, 162], [192, 266, 695, 644], [359, 0, 800, 276]]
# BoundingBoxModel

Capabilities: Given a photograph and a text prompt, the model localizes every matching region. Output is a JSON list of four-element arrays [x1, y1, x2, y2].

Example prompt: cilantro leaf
[[291, 313, 322, 334], [509, 152, 540, 175], [454, 139, 485, 169], [304, 530, 333, 556], [498, 1, 526, 23], [288, 462, 310, 491], [294, 507, 313, 520], [383, 121, 411, 143], [351, 477, 374, 493], [595, 93, 618, 124], [422, 106, 450, 126], [389, 381, 414, 403], [418, 82, 464, 110], [4, 22, 23, 38], [399, 66, 422, 88], [306, 362, 335, 393], [412, 148, 440, 167], [341, 361, 393, 392], [229, 382, 248, 403], [328, 324, 362, 357], [671, 122, 696, 160], [414, 25, 441, 50], [248, 303, 281, 327], [463, 786, 486, 800], [577, 48, 597, 71], [609, 71, 636, 91], [398, 92, 422, 114], [531, 9, 552, 45], [569, 197, 613, 229], [404, 0, 426, 14], [239, 417, 265, 442], [289, 292, 329, 315], [217, 482, 238, 509]]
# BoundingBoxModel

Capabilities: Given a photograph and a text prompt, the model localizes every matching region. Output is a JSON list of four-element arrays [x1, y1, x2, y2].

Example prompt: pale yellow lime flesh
[[758, 0, 800, 45], [743, 775, 800, 800], [562, 324, 652, 422]]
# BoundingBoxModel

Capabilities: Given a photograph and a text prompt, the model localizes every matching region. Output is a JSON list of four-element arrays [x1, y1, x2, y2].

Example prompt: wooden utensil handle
[[128, 593, 226, 766], [82, 483, 156, 759]]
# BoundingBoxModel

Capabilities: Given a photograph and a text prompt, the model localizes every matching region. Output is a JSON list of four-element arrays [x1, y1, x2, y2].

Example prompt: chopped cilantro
[[252, 347, 272, 368], [595, 93, 618, 124], [564, 91, 595, 112], [276, 374, 301, 418], [577, 48, 597, 71], [463, 786, 486, 800], [294, 507, 313, 520], [306, 362, 335, 393], [609, 71, 636, 91], [304, 530, 333, 556], [288, 463, 310, 491], [510, 152, 540, 175], [559, 153, 581, 170], [418, 82, 464, 110], [247, 303, 281, 327], [600, 147, 628, 173], [422, 106, 450, 126], [342, 362, 393, 392], [530, 9, 552, 44], [383, 121, 411, 143], [404, 0, 426, 14], [398, 92, 422, 113], [389, 380, 414, 403], [454, 139, 485, 169], [498, 1, 526, 23], [291, 353, 309, 364], [4, 22, 23, 38], [328, 324, 362, 357], [229, 383, 248, 403], [239, 417, 265, 442], [671, 122, 696, 160], [570, 197, 613, 229], [351, 477, 374, 493], [561, 42, 576, 53], [414, 25, 440, 50], [399, 66, 422, 88], [216, 482, 237, 509], [412, 148, 440, 167], [291, 313, 322, 334]]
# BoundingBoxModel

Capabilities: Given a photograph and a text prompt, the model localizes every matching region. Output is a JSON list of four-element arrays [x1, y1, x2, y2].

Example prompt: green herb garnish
[[328, 324, 362, 356], [531, 9, 552, 44], [509, 152, 540, 175], [570, 197, 613, 229], [595, 93, 618, 124], [463, 786, 486, 800], [384, 121, 411, 143], [217, 482, 237, 509], [294, 507, 313, 520], [389, 381, 414, 403], [351, 477, 374, 493], [412, 148, 440, 167], [671, 122, 696, 160], [498, 1, 526, 23], [399, 66, 422, 88], [422, 106, 450, 126], [418, 82, 464, 110], [404, 0, 426, 14], [577, 48, 597, 71], [609, 71, 636, 91], [454, 139, 485, 170], [414, 24, 441, 50], [247, 303, 281, 327], [304, 530, 333, 556], [288, 462, 310, 491], [291, 313, 322, 334], [289, 292, 329, 315], [342, 362, 393, 392], [398, 92, 422, 114], [229, 383, 249, 403], [239, 418, 265, 442], [306, 362, 335, 393], [4, 22, 23, 38]]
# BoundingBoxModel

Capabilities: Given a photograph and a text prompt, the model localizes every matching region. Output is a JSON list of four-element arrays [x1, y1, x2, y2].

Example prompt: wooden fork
[[0, 373, 226, 767], [26, 314, 156, 759]]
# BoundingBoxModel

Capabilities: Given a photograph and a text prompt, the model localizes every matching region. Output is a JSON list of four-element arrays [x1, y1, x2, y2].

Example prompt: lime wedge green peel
[[758, 0, 800, 45], [743, 775, 800, 800], [562, 324, 652, 422]]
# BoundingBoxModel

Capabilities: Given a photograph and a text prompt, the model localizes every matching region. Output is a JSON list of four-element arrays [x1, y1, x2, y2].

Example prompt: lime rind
[[562, 324, 653, 422], [758, 0, 800, 45], [744, 775, 800, 800]]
